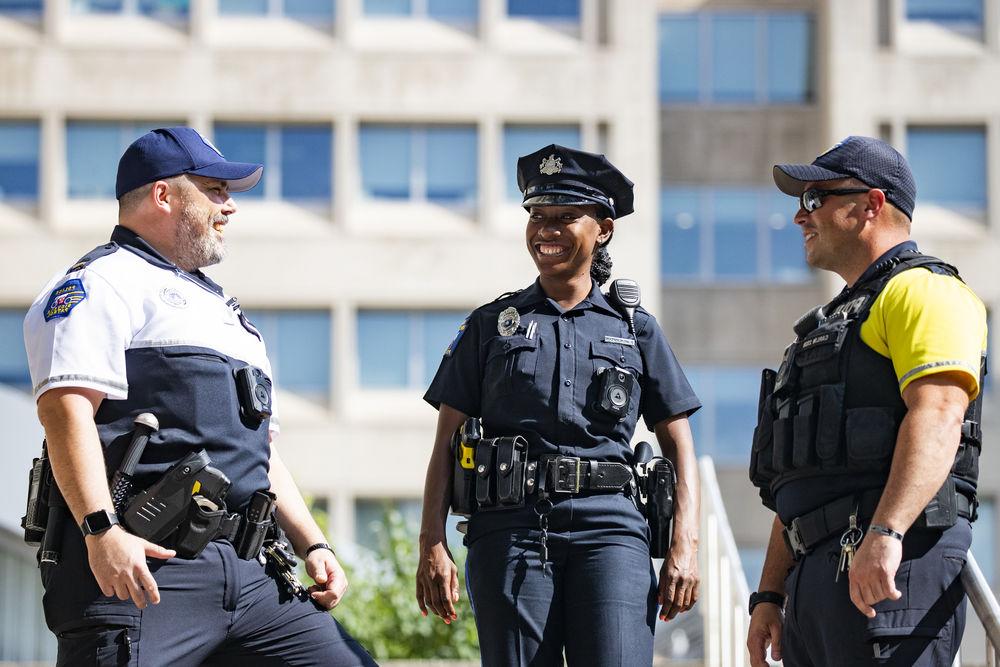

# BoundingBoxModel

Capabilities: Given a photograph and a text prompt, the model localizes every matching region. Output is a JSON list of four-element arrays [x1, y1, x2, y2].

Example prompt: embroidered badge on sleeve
[[43, 279, 87, 322], [444, 316, 471, 357]]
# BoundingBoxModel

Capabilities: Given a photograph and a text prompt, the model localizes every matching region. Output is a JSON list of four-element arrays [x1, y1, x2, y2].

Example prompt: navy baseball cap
[[517, 144, 634, 219], [773, 136, 916, 219], [115, 126, 263, 199]]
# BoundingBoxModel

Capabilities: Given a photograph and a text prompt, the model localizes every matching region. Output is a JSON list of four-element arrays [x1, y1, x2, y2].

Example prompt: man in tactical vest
[[745, 136, 987, 666]]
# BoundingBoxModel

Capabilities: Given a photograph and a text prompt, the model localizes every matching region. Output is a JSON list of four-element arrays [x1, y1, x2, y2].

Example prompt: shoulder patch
[[66, 242, 119, 274], [444, 316, 471, 358], [44, 279, 87, 322]]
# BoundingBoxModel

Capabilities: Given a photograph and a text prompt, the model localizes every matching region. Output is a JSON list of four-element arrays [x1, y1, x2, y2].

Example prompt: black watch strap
[[305, 542, 334, 557], [80, 510, 120, 537], [748, 590, 785, 615]]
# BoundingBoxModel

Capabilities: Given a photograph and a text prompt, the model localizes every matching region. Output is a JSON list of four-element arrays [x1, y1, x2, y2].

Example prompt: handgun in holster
[[233, 490, 277, 560], [641, 456, 677, 559], [122, 449, 235, 559], [450, 418, 481, 517]]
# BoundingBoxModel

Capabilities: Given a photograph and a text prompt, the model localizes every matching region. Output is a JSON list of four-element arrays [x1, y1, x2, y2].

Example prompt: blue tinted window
[[68, 121, 177, 199], [364, 0, 409, 14], [284, 0, 333, 19], [711, 15, 756, 103], [658, 15, 700, 103], [686, 367, 759, 465], [360, 126, 411, 200], [907, 0, 982, 23], [213, 125, 266, 200], [661, 188, 701, 278], [971, 498, 995, 584], [508, 0, 577, 19], [907, 127, 987, 214], [662, 188, 811, 284], [246, 310, 331, 400], [425, 126, 477, 205], [360, 124, 477, 206], [712, 190, 758, 278], [0, 309, 30, 389], [0, 122, 39, 201], [281, 125, 332, 200], [767, 14, 811, 103], [428, 0, 476, 20], [73, 0, 123, 12], [659, 11, 812, 105], [503, 125, 581, 200], [765, 192, 809, 282], [214, 124, 332, 202], [358, 310, 466, 388], [0, 0, 42, 12], [139, 0, 188, 18], [218, 0, 267, 14]]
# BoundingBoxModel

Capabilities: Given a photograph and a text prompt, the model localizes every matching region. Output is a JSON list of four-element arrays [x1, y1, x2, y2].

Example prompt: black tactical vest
[[749, 251, 984, 511]]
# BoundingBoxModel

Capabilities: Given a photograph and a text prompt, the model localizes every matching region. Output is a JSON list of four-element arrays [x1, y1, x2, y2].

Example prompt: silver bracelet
[[868, 524, 904, 541]]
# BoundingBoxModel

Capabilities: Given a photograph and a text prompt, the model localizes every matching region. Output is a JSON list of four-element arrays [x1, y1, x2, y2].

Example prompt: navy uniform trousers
[[781, 520, 970, 666], [46, 533, 376, 666], [465, 492, 657, 667]]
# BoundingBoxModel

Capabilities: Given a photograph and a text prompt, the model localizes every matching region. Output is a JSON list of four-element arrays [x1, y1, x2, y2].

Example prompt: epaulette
[[490, 289, 523, 304], [65, 242, 119, 274]]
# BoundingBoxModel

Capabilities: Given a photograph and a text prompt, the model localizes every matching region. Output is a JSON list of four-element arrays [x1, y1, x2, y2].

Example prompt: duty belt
[[529, 456, 634, 496], [783, 488, 977, 559]]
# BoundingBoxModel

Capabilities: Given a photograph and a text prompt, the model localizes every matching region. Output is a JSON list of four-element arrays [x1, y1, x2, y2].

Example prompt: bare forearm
[[419, 405, 466, 546], [758, 516, 794, 594], [268, 446, 326, 557], [36, 388, 112, 525], [872, 378, 968, 533], [654, 416, 699, 545]]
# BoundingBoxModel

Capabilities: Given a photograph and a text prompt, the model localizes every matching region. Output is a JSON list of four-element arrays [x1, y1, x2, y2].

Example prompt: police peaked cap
[[517, 144, 635, 219]]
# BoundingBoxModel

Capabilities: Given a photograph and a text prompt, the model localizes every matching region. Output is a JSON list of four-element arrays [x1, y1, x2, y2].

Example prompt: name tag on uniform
[[604, 335, 635, 346]]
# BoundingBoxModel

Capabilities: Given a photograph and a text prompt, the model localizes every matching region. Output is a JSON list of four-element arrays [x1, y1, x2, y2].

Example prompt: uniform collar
[[853, 240, 920, 287], [513, 278, 622, 318], [111, 225, 225, 296]]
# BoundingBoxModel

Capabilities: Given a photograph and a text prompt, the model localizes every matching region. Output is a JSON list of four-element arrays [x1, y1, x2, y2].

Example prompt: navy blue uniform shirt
[[425, 279, 700, 464]]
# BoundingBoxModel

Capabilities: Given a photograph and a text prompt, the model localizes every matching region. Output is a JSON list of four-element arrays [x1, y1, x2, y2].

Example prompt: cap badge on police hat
[[498, 307, 520, 337], [539, 154, 563, 176]]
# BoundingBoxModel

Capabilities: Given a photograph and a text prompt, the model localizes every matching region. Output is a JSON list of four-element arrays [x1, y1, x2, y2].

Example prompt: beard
[[173, 195, 227, 271]]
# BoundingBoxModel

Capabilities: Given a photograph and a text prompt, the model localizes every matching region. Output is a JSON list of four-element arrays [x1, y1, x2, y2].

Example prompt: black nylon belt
[[783, 488, 976, 558], [532, 456, 634, 495]]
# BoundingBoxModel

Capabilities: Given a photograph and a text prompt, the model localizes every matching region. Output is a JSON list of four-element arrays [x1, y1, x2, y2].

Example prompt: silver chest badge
[[159, 287, 188, 308], [498, 307, 520, 337], [539, 154, 562, 175]]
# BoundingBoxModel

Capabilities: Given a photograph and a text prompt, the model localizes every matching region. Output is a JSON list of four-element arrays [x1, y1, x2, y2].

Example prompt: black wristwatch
[[748, 590, 785, 615], [80, 510, 120, 537]]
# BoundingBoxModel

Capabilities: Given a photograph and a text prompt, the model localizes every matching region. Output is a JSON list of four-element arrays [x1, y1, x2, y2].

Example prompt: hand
[[848, 532, 903, 618], [305, 548, 349, 609], [747, 602, 783, 666], [86, 526, 175, 610], [415, 538, 459, 623], [658, 540, 699, 621]]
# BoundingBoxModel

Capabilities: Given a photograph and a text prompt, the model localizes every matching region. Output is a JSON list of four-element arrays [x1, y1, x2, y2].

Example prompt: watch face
[[83, 510, 116, 535]]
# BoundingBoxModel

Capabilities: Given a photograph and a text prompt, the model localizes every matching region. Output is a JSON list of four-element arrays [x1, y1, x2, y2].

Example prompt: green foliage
[[329, 506, 480, 660]]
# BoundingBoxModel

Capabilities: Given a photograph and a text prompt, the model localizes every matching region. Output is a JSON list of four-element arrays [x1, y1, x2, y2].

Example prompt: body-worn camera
[[595, 366, 636, 420], [235, 365, 273, 424]]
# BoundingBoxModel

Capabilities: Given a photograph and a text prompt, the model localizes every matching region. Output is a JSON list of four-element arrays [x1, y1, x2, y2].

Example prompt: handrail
[[962, 551, 1000, 667], [699, 456, 751, 667]]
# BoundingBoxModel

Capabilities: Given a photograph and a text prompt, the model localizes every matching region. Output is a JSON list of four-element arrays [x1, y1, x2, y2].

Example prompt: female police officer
[[416, 145, 702, 666]]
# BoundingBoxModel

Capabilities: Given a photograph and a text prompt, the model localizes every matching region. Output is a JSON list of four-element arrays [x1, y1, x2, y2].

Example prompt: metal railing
[[961, 551, 1000, 667], [698, 456, 752, 667]]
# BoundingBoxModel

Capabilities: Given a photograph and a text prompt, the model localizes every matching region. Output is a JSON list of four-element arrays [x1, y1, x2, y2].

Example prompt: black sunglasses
[[799, 188, 873, 213]]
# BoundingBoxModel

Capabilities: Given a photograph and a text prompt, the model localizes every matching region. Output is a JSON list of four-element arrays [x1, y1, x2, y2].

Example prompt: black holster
[[642, 458, 676, 559], [233, 490, 277, 559]]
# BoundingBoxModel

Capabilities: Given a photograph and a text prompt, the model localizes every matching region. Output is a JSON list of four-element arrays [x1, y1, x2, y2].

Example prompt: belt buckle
[[553, 457, 583, 494], [783, 518, 808, 559]]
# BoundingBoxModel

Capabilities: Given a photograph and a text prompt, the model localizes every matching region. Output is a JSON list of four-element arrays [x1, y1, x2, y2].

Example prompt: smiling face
[[171, 175, 236, 271], [794, 178, 870, 274], [525, 204, 613, 281]]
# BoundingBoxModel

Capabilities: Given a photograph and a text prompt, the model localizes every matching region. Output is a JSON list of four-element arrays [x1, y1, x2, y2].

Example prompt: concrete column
[[580, 0, 597, 47], [987, 116, 1000, 234], [335, 113, 356, 231], [43, 0, 68, 43], [330, 298, 353, 419], [189, 0, 213, 47], [480, 0, 504, 49], [39, 110, 64, 230], [479, 114, 500, 233]]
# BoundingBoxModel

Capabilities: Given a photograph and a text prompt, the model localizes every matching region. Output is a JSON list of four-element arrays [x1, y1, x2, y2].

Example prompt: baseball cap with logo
[[773, 135, 917, 219], [115, 126, 263, 200], [517, 144, 635, 219]]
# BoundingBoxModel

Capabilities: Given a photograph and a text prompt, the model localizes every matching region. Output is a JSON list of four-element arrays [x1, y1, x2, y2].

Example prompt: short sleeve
[[861, 269, 987, 399], [635, 310, 701, 429], [24, 269, 133, 400], [423, 312, 482, 417]]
